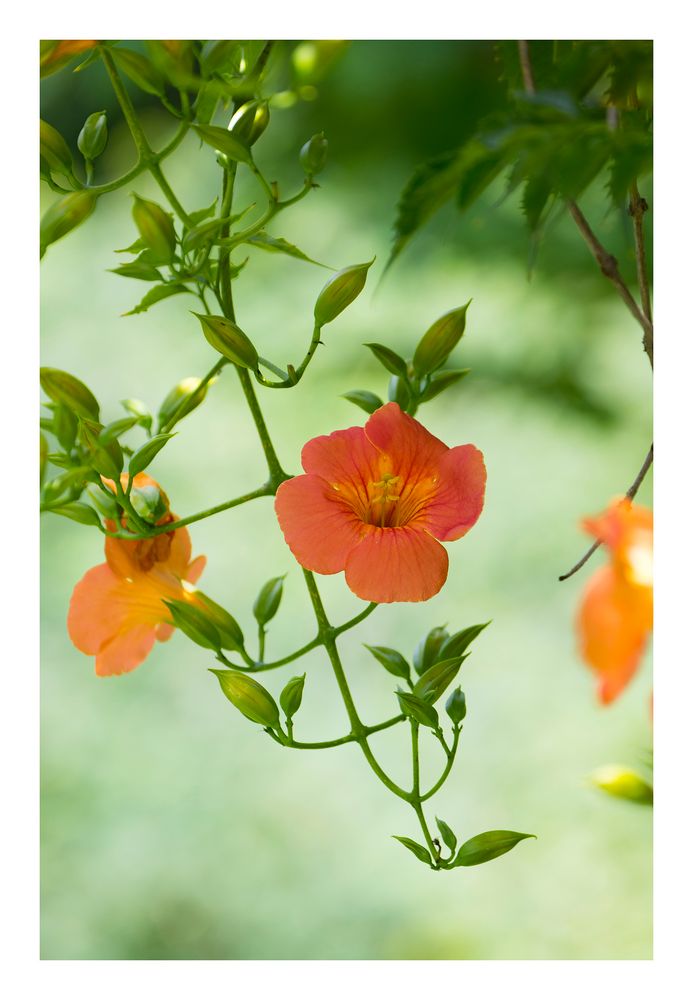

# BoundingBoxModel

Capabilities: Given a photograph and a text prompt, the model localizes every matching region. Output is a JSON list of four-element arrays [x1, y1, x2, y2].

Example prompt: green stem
[[99, 46, 153, 161], [158, 358, 227, 434], [148, 161, 192, 226], [285, 714, 405, 751], [421, 726, 461, 802], [105, 485, 270, 539], [236, 368, 289, 487]]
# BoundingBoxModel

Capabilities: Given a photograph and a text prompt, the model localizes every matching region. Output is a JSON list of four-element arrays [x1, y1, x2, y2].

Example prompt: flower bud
[[445, 687, 467, 725], [253, 576, 285, 626], [412, 303, 471, 378], [194, 313, 259, 371], [210, 669, 280, 728], [280, 674, 306, 721], [40, 119, 75, 178], [158, 376, 209, 428], [299, 132, 328, 175], [40, 191, 97, 257], [589, 765, 653, 805], [40, 367, 100, 420], [131, 195, 176, 261], [313, 260, 373, 326], [229, 100, 270, 146], [77, 110, 108, 161], [165, 599, 221, 650], [194, 593, 245, 652], [128, 483, 168, 524]]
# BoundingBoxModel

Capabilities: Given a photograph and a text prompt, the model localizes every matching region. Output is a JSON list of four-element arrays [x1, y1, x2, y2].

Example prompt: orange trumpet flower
[[576, 498, 653, 704], [68, 474, 206, 676], [275, 403, 486, 603]]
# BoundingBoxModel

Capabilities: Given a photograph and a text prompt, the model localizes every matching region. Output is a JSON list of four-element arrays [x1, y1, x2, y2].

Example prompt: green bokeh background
[[41, 41, 652, 960]]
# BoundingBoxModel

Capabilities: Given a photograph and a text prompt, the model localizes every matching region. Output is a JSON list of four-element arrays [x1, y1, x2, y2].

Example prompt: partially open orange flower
[[40, 40, 98, 76], [577, 498, 653, 704], [275, 403, 486, 603], [68, 474, 206, 676]]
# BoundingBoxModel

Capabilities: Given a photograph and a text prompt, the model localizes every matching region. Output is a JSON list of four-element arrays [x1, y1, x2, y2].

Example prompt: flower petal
[[577, 565, 652, 704], [365, 402, 448, 480], [424, 444, 486, 541], [275, 474, 365, 574], [344, 525, 448, 603], [185, 554, 207, 585], [301, 424, 384, 514], [95, 624, 157, 677]]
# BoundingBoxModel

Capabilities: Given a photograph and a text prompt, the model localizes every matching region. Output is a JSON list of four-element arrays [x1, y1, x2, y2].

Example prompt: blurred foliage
[[40, 40, 652, 959]]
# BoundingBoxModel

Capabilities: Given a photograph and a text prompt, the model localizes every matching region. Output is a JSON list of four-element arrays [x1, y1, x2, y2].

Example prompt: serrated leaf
[[341, 390, 384, 415], [392, 836, 432, 866], [187, 199, 218, 226], [388, 150, 466, 268], [521, 174, 553, 235], [245, 231, 332, 268], [364, 645, 411, 681], [453, 830, 536, 867], [364, 343, 409, 378], [123, 284, 188, 316]]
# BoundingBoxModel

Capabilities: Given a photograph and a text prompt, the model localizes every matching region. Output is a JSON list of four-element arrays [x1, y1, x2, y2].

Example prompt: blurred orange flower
[[41, 40, 97, 76], [577, 498, 653, 704], [68, 474, 206, 676], [275, 402, 486, 603]]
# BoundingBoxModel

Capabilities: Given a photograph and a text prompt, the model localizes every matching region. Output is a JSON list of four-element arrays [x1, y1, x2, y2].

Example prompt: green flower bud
[[313, 260, 373, 326], [253, 576, 285, 627], [158, 376, 209, 428], [77, 110, 108, 161], [165, 599, 222, 651], [128, 483, 168, 524], [299, 132, 328, 175], [194, 593, 245, 652], [589, 765, 653, 805], [40, 119, 74, 178], [280, 674, 306, 721], [445, 687, 467, 725], [194, 313, 259, 371], [229, 100, 270, 146], [40, 367, 100, 421], [210, 669, 280, 729], [40, 191, 97, 257], [412, 302, 471, 378], [131, 195, 177, 261]]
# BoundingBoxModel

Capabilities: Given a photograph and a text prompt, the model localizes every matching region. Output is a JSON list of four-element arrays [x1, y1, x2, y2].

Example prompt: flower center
[[368, 472, 402, 527]]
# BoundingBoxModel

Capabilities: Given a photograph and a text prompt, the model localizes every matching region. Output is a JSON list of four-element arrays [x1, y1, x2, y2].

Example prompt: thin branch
[[629, 181, 653, 346], [518, 40, 536, 94], [558, 444, 653, 581]]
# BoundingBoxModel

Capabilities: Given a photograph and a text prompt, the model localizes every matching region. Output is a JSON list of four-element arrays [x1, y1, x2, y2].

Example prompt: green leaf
[[364, 645, 411, 682], [521, 174, 553, 235], [110, 260, 164, 282], [128, 433, 175, 476], [187, 199, 218, 226], [280, 674, 306, 721], [52, 403, 78, 451], [98, 416, 140, 444], [123, 284, 188, 316], [50, 502, 103, 527], [412, 626, 449, 676], [392, 836, 432, 866], [412, 656, 465, 704], [435, 817, 457, 853], [453, 831, 536, 867], [245, 232, 331, 268], [253, 576, 285, 626], [40, 368, 100, 420], [193, 124, 252, 165], [418, 369, 470, 403], [438, 622, 490, 660], [389, 150, 466, 268], [111, 48, 167, 96], [456, 141, 508, 212], [364, 343, 409, 378], [396, 691, 439, 729], [210, 669, 280, 728], [341, 390, 384, 415], [387, 375, 412, 411]]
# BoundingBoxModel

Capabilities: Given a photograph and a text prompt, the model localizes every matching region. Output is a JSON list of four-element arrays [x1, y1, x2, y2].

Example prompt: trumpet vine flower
[[68, 474, 206, 676], [577, 498, 653, 704], [275, 402, 486, 603]]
